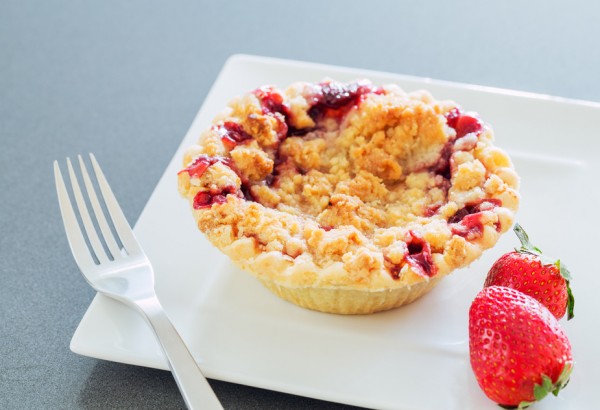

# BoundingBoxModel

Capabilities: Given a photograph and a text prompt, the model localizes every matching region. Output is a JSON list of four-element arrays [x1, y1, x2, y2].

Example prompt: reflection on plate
[[71, 54, 600, 409]]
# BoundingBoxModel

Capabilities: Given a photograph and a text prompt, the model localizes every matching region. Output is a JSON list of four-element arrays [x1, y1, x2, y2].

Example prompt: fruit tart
[[178, 80, 520, 314]]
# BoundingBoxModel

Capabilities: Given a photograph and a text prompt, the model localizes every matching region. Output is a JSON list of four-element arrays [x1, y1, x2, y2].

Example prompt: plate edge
[[229, 53, 600, 109]]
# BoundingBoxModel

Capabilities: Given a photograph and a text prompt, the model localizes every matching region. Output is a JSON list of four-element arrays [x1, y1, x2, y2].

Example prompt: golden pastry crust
[[178, 80, 520, 314]]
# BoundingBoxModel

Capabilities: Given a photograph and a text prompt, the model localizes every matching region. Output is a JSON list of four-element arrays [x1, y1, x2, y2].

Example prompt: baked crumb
[[178, 80, 520, 313]]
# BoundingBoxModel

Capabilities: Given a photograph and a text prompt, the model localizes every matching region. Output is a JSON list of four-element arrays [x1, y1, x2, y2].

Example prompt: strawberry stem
[[514, 223, 542, 254]]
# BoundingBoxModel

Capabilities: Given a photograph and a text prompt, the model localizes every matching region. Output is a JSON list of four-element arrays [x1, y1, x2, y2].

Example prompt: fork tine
[[89, 153, 143, 256], [78, 155, 123, 260], [67, 157, 110, 264], [54, 161, 97, 270]]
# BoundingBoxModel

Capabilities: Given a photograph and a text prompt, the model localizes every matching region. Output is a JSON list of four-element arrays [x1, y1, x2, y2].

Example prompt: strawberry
[[484, 224, 574, 320], [469, 286, 573, 408]]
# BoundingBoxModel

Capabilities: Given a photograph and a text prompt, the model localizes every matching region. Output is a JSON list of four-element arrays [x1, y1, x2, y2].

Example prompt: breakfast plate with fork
[[69, 54, 599, 409]]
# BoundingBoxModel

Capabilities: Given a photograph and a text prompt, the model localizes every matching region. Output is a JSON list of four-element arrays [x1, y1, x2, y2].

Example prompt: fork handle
[[135, 297, 224, 410]]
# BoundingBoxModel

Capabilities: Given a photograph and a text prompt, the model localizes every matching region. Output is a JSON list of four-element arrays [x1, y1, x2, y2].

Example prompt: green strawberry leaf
[[553, 362, 574, 395], [533, 375, 554, 401], [512, 394, 541, 408], [498, 402, 537, 410], [517, 364, 574, 409], [566, 283, 575, 320], [556, 259, 572, 282], [515, 400, 534, 409], [555, 260, 575, 320]]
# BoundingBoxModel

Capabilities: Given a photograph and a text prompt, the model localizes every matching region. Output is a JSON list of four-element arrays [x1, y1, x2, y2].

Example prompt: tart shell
[[257, 276, 442, 314]]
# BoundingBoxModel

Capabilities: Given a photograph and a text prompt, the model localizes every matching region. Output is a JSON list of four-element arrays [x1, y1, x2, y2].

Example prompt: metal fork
[[54, 154, 223, 410]]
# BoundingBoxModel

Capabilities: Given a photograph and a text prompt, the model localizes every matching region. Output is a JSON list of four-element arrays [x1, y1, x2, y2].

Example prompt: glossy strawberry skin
[[469, 286, 573, 407], [484, 251, 569, 319]]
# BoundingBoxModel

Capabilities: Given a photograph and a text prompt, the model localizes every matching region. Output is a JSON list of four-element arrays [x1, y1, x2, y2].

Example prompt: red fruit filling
[[384, 232, 437, 279], [445, 107, 461, 129], [451, 213, 487, 239], [307, 81, 382, 122], [178, 154, 234, 179], [431, 109, 483, 182], [445, 108, 483, 139], [193, 185, 241, 209], [253, 87, 291, 139], [219, 122, 254, 151], [449, 199, 502, 224], [449, 199, 502, 238], [431, 141, 454, 180], [424, 203, 442, 217], [455, 114, 483, 138], [388, 263, 402, 280], [254, 87, 292, 118], [180, 154, 255, 205], [403, 231, 437, 278]]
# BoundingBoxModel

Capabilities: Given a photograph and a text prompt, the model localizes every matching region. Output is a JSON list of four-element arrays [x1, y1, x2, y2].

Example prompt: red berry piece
[[448, 199, 502, 239], [403, 231, 437, 278], [445, 108, 483, 138], [308, 81, 378, 122], [178, 155, 233, 179], [454, 113, 483, 138], [220, 122, 253, 151], [192, 185, 241, 209], [445, 107, 461, 129], [253, 87, 291, 139], [254, 87, 291, 117]]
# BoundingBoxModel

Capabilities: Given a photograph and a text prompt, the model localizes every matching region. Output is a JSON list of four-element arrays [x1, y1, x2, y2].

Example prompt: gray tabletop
[[2, 1, 599, 409]]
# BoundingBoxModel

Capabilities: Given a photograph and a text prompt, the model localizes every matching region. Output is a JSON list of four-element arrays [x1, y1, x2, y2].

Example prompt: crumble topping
[[178, 80, 519, 293]]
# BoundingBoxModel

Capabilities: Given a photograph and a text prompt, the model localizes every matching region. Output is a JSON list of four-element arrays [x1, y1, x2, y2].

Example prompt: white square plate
[[71, 55, 600, 409]]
